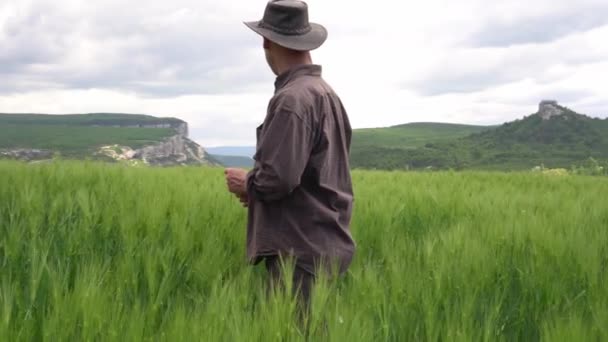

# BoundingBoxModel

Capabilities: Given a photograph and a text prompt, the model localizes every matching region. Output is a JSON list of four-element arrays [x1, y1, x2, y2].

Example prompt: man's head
[[245, 1, 327, 74], [262, 37, 312, 76]]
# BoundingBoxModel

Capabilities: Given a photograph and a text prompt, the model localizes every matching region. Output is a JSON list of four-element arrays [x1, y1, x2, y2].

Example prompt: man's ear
[[263, 37, 271, 50]]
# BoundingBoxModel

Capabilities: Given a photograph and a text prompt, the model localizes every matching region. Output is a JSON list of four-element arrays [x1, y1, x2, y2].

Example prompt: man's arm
[[247, 108, 313, 202]]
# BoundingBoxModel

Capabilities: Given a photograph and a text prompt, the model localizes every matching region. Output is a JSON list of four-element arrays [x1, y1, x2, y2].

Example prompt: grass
[[1, 160, 607, 341]]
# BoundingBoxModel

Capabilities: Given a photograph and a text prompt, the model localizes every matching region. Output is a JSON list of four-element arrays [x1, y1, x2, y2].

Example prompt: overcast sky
[[1, 0, 608, 147]]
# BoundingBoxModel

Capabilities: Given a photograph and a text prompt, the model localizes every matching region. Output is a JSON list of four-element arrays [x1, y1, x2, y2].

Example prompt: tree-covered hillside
[[350, 105, 608, 170]]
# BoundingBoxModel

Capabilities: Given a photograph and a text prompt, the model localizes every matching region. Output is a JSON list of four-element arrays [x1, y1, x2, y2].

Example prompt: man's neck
[[275, 54, 313, 76]]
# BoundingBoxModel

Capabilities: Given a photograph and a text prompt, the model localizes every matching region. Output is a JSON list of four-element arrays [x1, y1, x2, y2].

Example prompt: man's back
[[246, 64, 356, 275]]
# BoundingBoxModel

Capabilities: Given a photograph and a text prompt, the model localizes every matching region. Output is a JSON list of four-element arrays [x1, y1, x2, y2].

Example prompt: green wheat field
[[1, 160, 607, 341]]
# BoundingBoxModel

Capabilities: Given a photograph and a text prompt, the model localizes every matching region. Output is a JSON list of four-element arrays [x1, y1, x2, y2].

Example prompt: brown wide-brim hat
[[244, 0, 328, 51]]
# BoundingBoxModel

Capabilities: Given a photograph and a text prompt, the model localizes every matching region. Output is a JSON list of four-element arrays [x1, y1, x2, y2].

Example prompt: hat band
[[258, 21, 312, 36]]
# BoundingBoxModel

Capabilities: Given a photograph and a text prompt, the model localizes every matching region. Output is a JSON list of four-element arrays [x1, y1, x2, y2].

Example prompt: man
[[225, 0, 356, 309]]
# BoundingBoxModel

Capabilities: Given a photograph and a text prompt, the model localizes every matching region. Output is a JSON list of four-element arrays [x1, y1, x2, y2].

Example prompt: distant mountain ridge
[[206, 146, 256, 158], [211, 155, 254, 168], [205, 146, 255, 168]]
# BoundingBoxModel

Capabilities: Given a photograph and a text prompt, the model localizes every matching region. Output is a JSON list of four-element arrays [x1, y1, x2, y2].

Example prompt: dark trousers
[[264, 256, 315, 315]]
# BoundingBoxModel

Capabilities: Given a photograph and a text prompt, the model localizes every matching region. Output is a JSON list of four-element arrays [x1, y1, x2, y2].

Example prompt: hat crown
[[260, 0, 311, 36]]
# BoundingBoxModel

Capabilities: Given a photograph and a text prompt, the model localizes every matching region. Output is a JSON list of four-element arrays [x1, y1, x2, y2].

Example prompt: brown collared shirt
[[246, 64, 356, 275]]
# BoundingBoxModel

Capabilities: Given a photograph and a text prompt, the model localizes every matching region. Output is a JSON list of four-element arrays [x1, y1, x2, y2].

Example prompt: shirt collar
[[274, 64, 322, 91]]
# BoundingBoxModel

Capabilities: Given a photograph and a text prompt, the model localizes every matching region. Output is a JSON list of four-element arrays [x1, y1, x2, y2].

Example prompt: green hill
[[351, 123, 494, 170], [0, 113, 184, 126], [353, 122, 493, 150], [351, 102, 608, 170], [0, 113, 179, 158], [0, 113, 221, 167]]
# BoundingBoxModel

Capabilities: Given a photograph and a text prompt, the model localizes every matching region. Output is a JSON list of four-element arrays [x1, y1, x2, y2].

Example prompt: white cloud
[[0, 0, 607, 147]]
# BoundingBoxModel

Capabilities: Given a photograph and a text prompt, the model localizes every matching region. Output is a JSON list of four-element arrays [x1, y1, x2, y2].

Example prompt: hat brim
[[244, 21, 327, 51]]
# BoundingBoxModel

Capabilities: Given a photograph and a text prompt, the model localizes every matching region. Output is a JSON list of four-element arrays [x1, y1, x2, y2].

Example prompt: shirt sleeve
[[246, 105, 313, 203]]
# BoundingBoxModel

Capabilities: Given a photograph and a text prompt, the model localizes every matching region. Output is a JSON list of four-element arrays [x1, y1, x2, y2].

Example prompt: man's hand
[[238, 193, 249, 208], [225, 168, 249, 206]]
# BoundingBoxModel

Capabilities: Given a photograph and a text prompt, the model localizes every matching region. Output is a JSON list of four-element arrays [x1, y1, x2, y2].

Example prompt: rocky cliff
[[538, 100, 565, 121], [97, 121, 218, 166], [98, 132, 218, 167]]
